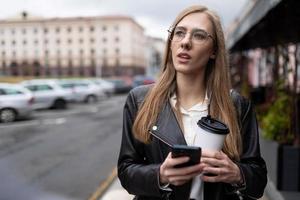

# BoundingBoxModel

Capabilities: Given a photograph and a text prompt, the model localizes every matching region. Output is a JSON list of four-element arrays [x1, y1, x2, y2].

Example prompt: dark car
[[132, 75, 155, 88], [106, 78, 132, 94]]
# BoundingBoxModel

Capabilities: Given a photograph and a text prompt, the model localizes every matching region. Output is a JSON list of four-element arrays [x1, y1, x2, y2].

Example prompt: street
[[0, 95, 127, 200]]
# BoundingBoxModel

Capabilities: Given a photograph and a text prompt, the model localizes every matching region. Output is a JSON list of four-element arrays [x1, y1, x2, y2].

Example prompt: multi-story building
[[0, 12, 147, 77], [145, 36, 165, 77]]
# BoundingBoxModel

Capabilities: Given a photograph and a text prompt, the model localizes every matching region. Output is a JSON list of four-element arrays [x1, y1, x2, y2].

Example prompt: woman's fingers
[[199, 150, 242, 184], [160, 152, 204, 186], [165, 163, 203, 177]]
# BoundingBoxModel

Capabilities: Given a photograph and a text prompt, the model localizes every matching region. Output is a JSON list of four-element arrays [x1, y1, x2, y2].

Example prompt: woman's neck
[[176, 73, 206, 110]]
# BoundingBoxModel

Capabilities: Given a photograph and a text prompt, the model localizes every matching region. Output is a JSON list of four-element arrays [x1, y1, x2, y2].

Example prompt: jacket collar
[[150, 100, 187, 147]]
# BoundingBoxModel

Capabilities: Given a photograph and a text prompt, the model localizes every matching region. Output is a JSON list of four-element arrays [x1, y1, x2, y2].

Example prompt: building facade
[[0, 12, 147, 77], [145, 36, 165, 77]]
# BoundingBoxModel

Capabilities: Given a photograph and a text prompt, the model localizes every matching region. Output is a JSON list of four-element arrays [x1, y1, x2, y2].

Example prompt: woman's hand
[[200, 149, 243, 184], [159, 153, 203, 186]]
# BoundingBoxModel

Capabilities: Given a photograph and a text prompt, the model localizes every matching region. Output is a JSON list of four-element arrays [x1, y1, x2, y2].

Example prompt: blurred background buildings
[[0, 12, 164, 78]]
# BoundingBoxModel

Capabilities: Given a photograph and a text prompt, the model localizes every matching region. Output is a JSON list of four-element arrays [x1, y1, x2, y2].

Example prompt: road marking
[[55, 118, 66, 124], [42, 118, 66, 125], [0, 120, 40, 128], [88, 167, 117, 200], [0, 118, 66, 128]]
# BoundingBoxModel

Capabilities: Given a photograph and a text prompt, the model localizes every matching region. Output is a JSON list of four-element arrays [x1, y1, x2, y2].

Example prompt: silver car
[[20, 79, 72, 110], [58, 79, 106, 103], [0, 83, 34, 123], [90, 78, 115, 97]]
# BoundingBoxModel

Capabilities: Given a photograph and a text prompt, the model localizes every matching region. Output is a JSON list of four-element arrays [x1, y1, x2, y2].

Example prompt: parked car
[[0, 83, 34, 122], [106, 78, 132, 94], [20, 79, 71, 109], [90, 78, 115, 96], [132, 75, 155, 88], [58, 79, 106, 103]]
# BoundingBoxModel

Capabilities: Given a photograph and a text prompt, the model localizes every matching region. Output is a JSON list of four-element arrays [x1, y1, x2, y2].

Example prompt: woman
[[118, 5, 267, 200]]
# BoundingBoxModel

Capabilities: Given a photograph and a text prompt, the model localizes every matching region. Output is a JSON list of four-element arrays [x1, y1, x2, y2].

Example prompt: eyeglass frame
[[167, 26, 215, 44]]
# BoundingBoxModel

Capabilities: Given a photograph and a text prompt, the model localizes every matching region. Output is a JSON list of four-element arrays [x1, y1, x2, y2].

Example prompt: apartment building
[[0, 12, 147, 77]]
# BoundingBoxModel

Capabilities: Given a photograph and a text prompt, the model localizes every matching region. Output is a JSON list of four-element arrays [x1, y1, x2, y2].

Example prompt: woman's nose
[[180, 33, 192, 49]]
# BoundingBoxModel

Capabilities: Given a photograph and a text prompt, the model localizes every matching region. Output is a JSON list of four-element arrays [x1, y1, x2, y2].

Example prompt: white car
[[0, 83, 34, 122], [59, 79, 106, 103], [20, 79, 72, 110], [91, 78, 115, 97]]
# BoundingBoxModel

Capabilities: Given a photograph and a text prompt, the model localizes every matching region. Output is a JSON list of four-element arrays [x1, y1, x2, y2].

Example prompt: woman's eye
[[193, 32, 207, 40], [174, 30, 185, 37]]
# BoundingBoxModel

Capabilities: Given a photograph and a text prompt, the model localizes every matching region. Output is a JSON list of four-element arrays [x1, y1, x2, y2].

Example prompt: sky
[[0, 0, 248, 39]]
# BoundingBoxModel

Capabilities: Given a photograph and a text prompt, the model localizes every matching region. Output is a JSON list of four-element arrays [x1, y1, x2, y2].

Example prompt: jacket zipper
[[149, 130, 173, 147]]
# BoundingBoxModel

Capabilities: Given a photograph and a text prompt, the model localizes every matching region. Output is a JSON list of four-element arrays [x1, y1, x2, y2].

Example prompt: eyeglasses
[[168, 27, 214, 45]]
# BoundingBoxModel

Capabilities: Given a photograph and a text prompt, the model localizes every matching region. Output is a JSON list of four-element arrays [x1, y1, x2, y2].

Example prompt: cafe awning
[[227, 0, 300, 52]]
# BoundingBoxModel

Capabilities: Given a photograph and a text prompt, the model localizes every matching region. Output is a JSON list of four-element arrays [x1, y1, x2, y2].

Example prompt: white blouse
[[170, 94, 209, 200]]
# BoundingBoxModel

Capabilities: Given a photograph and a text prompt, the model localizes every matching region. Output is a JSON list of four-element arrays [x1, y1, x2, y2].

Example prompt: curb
[[88, 167, 117, 200]]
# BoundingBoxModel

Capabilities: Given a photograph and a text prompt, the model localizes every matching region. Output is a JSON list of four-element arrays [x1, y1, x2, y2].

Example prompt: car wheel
[[53, 99, 67, 109], [0, 108, 17, 123], [85, 95, 98, 104]]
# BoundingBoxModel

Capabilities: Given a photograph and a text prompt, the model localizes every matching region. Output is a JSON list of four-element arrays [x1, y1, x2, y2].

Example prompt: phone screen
[[171, 145, 201, 168]]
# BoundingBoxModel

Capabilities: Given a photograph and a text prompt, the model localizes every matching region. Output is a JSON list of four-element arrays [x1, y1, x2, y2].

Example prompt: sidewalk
[[100, 178, 133, 200], [99, 177, 270, 200]]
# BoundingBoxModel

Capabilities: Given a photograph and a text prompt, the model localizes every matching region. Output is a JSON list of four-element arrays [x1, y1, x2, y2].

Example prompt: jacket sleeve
[[234, 100, 268, 199], [117, 90, 163, 197]]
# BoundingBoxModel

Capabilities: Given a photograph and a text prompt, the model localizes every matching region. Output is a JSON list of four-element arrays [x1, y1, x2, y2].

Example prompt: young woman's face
[[170, 12, 215, 75]]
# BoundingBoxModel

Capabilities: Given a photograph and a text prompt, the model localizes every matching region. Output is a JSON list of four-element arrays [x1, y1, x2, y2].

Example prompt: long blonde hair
[[132, 5, 242, 160]]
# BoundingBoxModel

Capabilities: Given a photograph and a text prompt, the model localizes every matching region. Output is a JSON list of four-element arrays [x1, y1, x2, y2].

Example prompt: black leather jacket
[[118, 85, 267, 200]]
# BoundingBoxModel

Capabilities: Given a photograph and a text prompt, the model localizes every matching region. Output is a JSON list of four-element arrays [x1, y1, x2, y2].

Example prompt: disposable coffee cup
[[195, 115, 229, 151], [196, 115, 229, 177]]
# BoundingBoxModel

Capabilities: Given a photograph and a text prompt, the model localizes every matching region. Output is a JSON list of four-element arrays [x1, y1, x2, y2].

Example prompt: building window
[[68, 50, 72, 56], [11, 29, 15, 34], [67, 39, 72, 44], [79, 49, 84, 55], [90, 49, 95, 55], [90, 38, 95, 43], [22, 28, 26, 34], [34, 40, 38, 45], [103, 49, 107, 54], [102, 26, 107, 31], [57, 50, 60, 56], [56, 27, 60, 33], [44, 28, 48, 34], [78, 26, 83, 32], [67, 27, 72, 33], [12, 51, 16, 56], [79, 38, 83, 44], [23, 40, 27, 45], [90, 26, 95, 32], [115, 48, 119, 54], [114, 25, 119, 31], [56, 39, 60, 44], [1, 41, 5, 45], [12, 40, 16, 45], [33, 28, 38, 34], [45, 50, 49, 56], [44, 39, 48, 44], [102, 38, 107, 43], [2, 51, 5, 56], [115, 37, 119, 42]]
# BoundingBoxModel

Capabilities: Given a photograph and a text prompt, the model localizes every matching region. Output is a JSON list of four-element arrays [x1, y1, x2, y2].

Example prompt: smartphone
[[171, 145, 201, 168]]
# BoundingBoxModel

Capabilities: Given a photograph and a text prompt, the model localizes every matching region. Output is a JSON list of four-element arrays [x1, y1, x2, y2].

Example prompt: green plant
[[261, 82, 293, 144]]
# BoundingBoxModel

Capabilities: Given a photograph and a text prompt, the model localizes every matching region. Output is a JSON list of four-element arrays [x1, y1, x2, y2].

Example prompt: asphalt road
[[0, 94, 127, 200]]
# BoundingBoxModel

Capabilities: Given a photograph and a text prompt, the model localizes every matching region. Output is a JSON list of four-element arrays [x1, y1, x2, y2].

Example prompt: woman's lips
[[177, 53, 191, 63]]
